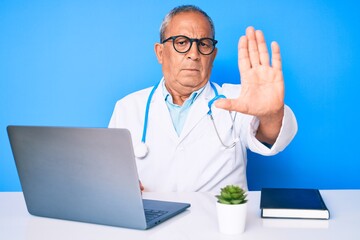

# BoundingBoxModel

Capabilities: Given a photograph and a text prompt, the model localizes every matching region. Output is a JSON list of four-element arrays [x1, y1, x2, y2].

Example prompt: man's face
[[155, 11, 217, 97]]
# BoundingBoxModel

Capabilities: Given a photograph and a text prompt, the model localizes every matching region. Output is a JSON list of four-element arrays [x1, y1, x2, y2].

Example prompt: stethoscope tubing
[[141, 81, 160, 143], [135, 80, 238, 159]]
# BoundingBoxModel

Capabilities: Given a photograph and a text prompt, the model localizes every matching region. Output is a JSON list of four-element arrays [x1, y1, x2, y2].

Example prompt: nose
[[186, 41, 200, 60]]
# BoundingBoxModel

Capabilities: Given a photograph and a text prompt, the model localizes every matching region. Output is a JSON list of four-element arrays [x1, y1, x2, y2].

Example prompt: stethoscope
[[134, 81, 239, 159]]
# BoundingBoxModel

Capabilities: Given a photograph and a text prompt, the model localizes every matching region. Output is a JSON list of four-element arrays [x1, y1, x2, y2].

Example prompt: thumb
[[214, 98, 234, 111], [215, 98, 247, 113]]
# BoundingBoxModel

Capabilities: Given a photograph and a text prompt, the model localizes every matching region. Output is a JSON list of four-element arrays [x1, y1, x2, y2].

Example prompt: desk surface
[[1, 190, 360, 240]]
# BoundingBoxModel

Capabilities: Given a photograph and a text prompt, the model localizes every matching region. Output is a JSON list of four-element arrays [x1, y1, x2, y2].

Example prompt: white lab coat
[[108, 79, 297, 192]]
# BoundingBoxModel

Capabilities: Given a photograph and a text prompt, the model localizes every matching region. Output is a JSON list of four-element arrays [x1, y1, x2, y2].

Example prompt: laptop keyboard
[[145, 209, 169, 222]]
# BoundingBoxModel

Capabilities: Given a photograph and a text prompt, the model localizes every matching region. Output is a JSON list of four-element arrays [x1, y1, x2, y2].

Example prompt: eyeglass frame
[[161, 35, 218, 55]]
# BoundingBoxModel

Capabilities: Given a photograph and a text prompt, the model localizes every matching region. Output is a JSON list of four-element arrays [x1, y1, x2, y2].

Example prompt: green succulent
[[216, 185, 247, 205]]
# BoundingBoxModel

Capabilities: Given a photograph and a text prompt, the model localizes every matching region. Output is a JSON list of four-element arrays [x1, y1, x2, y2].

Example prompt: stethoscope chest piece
[[134, 142, 149, 159]]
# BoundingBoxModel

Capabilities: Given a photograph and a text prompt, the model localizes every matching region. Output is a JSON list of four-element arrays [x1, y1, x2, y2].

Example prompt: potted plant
[[215, 185, 248, 234]]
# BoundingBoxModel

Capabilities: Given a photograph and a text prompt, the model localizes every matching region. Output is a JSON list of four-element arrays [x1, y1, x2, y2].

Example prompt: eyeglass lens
[[172, 36, 216, 55]]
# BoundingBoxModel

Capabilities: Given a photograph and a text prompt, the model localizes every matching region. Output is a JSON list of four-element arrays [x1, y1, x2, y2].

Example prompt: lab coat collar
[[180, 81, 214, 140], [152, 78, 216, 142]]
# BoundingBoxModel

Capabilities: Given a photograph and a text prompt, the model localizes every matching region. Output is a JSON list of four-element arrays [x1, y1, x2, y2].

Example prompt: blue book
[[260, 188, 330, 220]]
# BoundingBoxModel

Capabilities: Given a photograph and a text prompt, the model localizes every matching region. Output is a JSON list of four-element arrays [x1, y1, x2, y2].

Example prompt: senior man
[[109, 5, 297, 192]]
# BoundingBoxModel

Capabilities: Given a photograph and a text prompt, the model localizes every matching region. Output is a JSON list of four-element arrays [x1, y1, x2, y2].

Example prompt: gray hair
[[159, 5, 215, 42]]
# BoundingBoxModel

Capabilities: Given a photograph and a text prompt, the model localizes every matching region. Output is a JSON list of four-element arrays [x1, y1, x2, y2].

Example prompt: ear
[[211, 47, 218, 62], [154, 43, 164, 64]]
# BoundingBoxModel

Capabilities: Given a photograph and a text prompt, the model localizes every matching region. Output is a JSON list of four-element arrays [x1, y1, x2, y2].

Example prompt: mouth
[[182, 68, 200, 72]]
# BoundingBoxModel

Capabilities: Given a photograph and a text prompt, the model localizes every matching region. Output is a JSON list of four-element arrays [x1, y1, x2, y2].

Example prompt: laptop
[[7, 126, 190, 230]]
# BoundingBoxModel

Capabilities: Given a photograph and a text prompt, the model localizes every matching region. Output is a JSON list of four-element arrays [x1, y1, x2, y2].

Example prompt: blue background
[[1, 0, 359, 191]]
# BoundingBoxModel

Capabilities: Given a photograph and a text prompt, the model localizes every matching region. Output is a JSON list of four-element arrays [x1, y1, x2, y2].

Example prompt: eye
[[200, 42, 210, 47], [199, 40, 212, 48], [175, 37, 189, 46]]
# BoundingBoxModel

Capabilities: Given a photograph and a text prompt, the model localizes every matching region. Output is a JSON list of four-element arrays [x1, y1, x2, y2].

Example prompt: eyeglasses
[[162, 35, 218, 55]]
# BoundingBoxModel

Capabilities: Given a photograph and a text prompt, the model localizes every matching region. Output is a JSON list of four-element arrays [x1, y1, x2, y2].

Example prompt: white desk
[[1, 190, 359, 240]]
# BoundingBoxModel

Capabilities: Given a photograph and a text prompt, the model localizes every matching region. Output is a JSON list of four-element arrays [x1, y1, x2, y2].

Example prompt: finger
[[271, 41, 282, 70], [238, 36, 250, 78], [139, 180, 144, 192], [255, 30, 270, 66], [214, 98, 246, 113], [246, 26, 260, 67]]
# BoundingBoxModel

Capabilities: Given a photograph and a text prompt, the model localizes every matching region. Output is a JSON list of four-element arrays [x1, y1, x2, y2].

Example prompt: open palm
[[216, 27, 284, 118]]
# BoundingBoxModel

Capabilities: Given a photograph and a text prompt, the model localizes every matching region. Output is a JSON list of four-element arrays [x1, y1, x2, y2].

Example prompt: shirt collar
[[162, 80, 206, 107]]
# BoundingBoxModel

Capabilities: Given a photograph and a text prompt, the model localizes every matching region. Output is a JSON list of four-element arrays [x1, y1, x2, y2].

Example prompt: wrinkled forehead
[[165, 12, 213, 38]]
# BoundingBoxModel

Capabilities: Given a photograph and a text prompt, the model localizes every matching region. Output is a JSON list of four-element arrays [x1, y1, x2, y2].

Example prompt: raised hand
[[215, 26, 285, 144]]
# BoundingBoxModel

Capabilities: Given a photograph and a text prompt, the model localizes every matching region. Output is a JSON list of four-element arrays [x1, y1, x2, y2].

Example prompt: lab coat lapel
[[179, 82, 214, 141], [151, 83, 179, 142]]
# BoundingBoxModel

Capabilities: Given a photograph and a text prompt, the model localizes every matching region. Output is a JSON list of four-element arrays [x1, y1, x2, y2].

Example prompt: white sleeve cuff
[[247, 105, 298, 156]]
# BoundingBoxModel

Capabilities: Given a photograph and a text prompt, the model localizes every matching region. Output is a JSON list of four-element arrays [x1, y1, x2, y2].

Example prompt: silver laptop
[[7, 126, 190, 230]]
